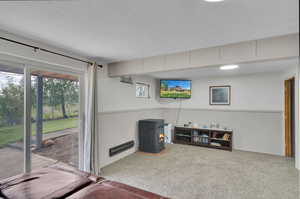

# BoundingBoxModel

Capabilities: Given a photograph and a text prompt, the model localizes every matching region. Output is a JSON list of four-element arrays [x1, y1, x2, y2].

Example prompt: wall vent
[[109, 141, 135, 157], [120, 76, 133, 84]]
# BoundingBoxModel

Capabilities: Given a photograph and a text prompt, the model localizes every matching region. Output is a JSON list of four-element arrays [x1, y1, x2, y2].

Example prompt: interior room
[[0, 1, 299, 199], [98, 58, 299, 199]]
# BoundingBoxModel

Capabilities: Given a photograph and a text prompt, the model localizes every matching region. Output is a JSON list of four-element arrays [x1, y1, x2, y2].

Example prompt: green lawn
[[0, 117, 78, 147]]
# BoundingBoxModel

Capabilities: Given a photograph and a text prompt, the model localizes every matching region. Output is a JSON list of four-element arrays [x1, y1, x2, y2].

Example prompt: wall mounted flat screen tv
[[160, 80, 192, 98]]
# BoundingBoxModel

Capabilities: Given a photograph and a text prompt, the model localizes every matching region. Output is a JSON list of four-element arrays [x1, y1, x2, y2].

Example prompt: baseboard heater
[[109, 141, 135, 157]]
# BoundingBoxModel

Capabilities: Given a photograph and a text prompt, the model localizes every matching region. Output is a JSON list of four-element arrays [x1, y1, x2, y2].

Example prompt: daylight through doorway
[[30, 70, 80, 168]]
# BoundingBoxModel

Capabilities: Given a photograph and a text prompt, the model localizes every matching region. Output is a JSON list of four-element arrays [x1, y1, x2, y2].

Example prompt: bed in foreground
[[0, 163, 168, 199]]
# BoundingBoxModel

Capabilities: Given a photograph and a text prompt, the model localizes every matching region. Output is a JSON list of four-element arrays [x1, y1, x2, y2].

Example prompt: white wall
[[99, 109, 163, 168], [159, 73, 286, 156], [159, 73, 283, 112], [97, 65, 162, 167], [98, 65, 161, 112], [163, 108, 283, 155]]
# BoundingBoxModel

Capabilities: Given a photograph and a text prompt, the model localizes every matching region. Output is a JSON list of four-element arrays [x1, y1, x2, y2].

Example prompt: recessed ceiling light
[[220, 65, 239, 70], [204, 0, 224, 2]]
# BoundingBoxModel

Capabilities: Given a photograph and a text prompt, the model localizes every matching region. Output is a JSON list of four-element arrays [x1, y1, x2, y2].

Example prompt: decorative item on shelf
[[192, 130, 199, 143], [212, 132, 217, 138], [222, 133, 230, 141], [192, 123, 199, 128], [210, 122, 220, 129], [193, 136, 200, 143], [184, 122, 192, 127], [211, 142, 222, 147], [200, 134, 209, 144], [192, 130, 198, 136], [164, 123, 172, 144]]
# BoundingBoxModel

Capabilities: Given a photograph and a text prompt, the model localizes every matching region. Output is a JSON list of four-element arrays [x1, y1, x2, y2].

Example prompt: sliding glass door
[[0, 61, 84, 179], [30, 69, 82, 169], [0, 62, 24, 180]]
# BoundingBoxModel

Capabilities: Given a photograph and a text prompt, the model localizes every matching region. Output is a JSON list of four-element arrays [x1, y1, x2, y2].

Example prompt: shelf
[[173, 140, 192, 145], [193, 142, 210, 147], [176, 134, 191, 137], [208, 144, 231, 151], [210, 138, 231, 142], [174, 126, 233, 151], [175, 126, 233, 132]]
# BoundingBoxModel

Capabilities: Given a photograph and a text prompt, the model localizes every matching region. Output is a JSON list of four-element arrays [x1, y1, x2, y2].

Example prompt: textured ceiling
[[0, 0, 298, 63]]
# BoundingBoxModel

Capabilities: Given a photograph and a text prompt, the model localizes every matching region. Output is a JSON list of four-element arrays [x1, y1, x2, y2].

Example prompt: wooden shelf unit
[[174, 126, 233, 151]]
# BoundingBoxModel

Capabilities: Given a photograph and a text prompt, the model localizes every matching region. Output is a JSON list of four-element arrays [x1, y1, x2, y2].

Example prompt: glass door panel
[[30, 70, 80, 168], [0, 63, 24, 180]]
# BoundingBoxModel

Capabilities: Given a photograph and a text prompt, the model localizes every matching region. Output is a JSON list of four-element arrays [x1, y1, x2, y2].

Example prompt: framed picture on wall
[[209, 86, 231, 105]]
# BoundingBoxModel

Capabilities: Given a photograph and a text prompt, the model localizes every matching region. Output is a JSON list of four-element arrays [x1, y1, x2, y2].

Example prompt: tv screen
[[160, 80, 191, 98]]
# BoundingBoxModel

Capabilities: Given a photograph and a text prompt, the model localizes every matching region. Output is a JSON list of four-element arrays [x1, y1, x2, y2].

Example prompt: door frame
[[0, 60, 30, 172], [285, 77, 295, 157], [26, 64, 85, 171]]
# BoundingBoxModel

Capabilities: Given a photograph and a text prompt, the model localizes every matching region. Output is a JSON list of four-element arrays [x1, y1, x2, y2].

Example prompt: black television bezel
[[159, 79, 192, 99]]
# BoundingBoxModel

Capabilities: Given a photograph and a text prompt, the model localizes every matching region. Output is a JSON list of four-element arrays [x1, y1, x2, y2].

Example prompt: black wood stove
[[138, 119, 165, 153]]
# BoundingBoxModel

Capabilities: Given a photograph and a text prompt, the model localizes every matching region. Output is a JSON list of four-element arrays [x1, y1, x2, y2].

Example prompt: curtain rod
[[0, 36, 103, 68]]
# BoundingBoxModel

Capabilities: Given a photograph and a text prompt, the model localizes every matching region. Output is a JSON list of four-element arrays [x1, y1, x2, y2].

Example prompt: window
[[136, 83, 150, 98]]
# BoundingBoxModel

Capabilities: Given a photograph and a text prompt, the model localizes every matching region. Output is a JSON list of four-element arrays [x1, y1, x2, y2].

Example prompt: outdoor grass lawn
[[0, 117, 78, 147]]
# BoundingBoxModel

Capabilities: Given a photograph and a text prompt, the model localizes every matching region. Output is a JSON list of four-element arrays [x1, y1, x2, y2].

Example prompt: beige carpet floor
[[101, 144, 299, 199]]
